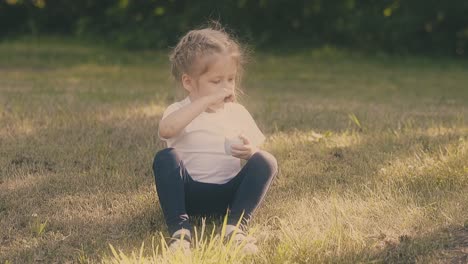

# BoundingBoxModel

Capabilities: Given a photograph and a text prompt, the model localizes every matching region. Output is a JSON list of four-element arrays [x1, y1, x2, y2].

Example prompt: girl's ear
[[181, 73, 195, 93]]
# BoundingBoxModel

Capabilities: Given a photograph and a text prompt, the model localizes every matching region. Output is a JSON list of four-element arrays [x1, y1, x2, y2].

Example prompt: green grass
[[0, 36, 467, 263]]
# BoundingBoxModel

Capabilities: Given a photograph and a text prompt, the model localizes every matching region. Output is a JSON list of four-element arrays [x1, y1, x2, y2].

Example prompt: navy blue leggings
[[152, 148, 278, 236]]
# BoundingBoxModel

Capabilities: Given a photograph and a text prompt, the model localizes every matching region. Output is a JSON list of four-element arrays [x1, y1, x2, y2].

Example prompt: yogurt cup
[[224, 136, 244, 155]]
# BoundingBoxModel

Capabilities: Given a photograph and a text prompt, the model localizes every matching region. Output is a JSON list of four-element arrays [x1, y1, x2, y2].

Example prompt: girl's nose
[[224, 81, 234, 89]]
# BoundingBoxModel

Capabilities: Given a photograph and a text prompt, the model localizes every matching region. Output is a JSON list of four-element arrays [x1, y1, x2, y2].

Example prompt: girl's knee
[[153, 147, 177, 171], [251, 150, 278, 175]]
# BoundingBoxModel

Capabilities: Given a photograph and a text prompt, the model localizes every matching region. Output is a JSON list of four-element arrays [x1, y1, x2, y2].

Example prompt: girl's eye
[[211, 80, 221, 84], [228, 78, 234, 82]]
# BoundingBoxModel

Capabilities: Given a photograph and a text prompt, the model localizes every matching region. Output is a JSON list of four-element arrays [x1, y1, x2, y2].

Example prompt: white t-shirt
[[158, 96, 266, 184]]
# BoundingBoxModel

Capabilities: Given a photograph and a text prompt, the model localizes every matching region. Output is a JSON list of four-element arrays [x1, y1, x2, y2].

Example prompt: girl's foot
[[222, 225, 259, 255], [167, 228, 192, 255]]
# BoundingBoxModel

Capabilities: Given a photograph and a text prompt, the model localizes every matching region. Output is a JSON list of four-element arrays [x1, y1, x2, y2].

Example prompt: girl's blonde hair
[[169, 21, 249, 101]]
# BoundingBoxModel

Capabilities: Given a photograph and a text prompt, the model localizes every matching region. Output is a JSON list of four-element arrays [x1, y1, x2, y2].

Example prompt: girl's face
[[183, 52, 237, 110]]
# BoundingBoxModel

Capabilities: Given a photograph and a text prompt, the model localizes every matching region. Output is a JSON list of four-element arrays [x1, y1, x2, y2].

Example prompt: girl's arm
[[158, 97, 210, 139], [159, 88, 232, 139]]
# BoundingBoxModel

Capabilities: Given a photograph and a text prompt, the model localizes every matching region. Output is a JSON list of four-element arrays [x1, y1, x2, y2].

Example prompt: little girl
[[152, 23, 278, 255]]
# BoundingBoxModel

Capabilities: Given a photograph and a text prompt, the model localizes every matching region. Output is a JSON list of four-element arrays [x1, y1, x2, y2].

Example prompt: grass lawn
[[0, 37, 467, 263]]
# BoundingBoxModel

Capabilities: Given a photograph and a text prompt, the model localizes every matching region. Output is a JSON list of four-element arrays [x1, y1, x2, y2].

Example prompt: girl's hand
[[205, 88, 233, 110], [231, 134, 259, 160]]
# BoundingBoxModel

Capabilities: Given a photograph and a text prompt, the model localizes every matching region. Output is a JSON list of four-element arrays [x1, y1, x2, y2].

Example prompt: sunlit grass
[[0, 37, 467, 263], [102, 211, 257, 264]]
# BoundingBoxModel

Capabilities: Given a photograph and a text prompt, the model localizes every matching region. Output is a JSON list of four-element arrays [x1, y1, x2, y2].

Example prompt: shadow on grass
[[368, 224, 468, 263]]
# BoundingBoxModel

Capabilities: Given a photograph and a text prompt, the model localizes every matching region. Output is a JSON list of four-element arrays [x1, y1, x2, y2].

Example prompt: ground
[[0, 37, 467, 263]]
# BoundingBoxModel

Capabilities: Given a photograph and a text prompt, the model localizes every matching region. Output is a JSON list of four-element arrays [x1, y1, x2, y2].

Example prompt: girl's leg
[[153, 147, 232, 236], [185, 179, 232, 218], [152, 148, 193, 236], [225, 150, 278, 232]]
